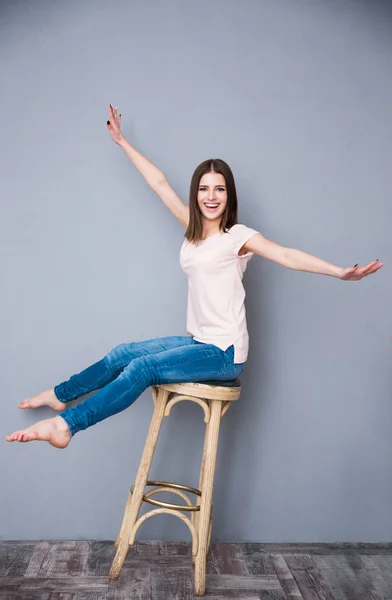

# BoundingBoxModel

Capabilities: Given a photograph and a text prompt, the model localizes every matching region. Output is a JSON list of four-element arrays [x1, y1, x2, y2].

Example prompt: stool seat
[[197, 378, 241, 387], [157, 380, 241, 402]]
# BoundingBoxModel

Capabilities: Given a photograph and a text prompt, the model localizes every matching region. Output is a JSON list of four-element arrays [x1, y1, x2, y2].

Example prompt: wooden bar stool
[[109, 379, 241, 596]]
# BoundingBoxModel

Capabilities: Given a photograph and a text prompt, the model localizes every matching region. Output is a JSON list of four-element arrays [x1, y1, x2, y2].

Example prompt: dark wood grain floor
[[1, 540, 392, 599]]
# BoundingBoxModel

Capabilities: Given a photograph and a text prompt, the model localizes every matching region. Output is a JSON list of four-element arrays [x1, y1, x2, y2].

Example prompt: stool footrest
[[131, 480, 201, 512]]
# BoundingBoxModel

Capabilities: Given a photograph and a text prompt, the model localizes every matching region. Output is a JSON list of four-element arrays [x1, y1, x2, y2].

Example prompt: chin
[[201, 211, 225, 222]]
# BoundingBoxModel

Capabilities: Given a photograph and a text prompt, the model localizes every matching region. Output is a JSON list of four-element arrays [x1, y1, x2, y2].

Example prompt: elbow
[[279, 247, 293, 268], [151, 175, 168, 193]]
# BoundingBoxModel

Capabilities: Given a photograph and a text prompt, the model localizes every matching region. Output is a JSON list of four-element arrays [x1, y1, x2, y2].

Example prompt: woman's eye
[[199, 187, 207, 192], [217, 187, 225, 192]]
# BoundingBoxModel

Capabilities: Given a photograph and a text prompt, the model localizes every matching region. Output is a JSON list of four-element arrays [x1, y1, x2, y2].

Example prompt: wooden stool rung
[[129, 508, 199, 557]]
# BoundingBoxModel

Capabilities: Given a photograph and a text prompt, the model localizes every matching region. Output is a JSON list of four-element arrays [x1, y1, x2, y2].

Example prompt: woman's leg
[[54, 336, 195, 403], [60, 341, 244, 436], [6, 342, 244, 446], [18, 336, 195, 410]]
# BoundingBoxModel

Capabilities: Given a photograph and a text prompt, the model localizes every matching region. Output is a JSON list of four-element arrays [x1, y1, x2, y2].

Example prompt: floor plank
[[0, 542, 35, 576], [242, 543, 278, 576], [86, 541, 189, 576], [206, 573, 281, 593], [36, 542, 91, 577], [17, 576, 108, 592], [270, 553, 305, 599], [107, 568, 151, 600], [283, 554, 336, 600], [150, 566, 194, 600], [252, 543, 392, 555], [207, 542, 248, 575]]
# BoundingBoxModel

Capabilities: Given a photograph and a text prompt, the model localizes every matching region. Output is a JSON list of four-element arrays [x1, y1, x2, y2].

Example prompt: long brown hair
[[185, 158, 238, 243]]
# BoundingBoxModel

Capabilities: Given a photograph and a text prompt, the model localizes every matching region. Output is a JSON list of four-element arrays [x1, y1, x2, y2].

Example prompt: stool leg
[[192, 416, 210, 543], [194, 400, 222, 596], [109, 387, 169, 580], [114, 489, 133, 548]]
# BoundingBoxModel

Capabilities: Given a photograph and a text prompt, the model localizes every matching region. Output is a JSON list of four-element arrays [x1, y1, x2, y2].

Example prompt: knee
[[105, 342, 134, 367], [122, 354, 158, 386]]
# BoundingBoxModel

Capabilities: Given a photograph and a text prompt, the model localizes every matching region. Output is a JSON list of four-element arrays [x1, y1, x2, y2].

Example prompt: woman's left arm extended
[[243, 233, 383, 281]]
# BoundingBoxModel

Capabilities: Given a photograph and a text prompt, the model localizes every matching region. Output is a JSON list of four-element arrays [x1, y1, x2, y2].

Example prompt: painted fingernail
[[107, 120, 110, 125], [110, 104, 113, 108], [354, 264, 358, 267]]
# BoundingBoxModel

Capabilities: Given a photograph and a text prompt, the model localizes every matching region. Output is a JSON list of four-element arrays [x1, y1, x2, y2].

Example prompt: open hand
[[339, 260, 383, 281], [106, 105, 124, 145]]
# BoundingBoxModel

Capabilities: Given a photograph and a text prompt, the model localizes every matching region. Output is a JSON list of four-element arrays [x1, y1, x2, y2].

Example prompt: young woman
[[6, 106, 383, 448]]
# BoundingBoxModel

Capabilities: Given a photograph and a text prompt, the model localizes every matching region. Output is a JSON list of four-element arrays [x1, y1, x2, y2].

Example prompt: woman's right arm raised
[[106, 105, 189, 228]]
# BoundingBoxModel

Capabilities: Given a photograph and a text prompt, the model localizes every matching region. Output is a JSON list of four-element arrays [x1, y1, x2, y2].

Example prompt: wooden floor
[[1, 540, 392, 599]]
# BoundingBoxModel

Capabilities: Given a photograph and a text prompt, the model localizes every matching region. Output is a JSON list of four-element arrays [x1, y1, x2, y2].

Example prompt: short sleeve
[[228, 224, 259, 256]]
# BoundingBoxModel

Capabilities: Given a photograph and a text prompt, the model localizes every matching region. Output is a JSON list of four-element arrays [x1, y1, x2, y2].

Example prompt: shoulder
[[226, 224, 251, 234], [226, 224, 260, 256], [226, 224, 259, 240]]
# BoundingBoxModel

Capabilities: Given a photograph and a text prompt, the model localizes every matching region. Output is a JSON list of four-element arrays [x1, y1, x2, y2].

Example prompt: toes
[[6, 431, 38, 442], [12, 431, 38, 442], [7, 429, 45, 443], [22, 432, 39, 442]]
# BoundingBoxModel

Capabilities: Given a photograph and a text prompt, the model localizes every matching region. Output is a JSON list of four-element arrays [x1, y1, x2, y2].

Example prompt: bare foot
[[18, 388, 65, 412], [6, 416, 71, 448]]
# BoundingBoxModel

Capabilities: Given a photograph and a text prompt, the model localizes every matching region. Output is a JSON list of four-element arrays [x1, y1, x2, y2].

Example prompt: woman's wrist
[[332, 265, 344, 278], [118, 135, 129, 149]]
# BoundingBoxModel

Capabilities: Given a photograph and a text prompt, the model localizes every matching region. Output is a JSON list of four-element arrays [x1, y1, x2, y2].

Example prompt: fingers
[[108, 104, 121, 129], [363, 261, 383, 275], [343, 260, 383, 280], [367, 263, 383, 276], [107, 106, 112, 129], [356, 261, 383, 279], [109, 104, 117, 121], [108, 104, 116, 127], [114, 106, 121, 127]]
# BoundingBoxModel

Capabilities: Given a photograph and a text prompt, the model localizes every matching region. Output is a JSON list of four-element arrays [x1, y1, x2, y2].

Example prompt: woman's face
[[197, 172, 228, 223]]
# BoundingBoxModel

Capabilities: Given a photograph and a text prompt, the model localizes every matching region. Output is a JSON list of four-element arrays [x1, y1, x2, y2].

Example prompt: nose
[[208, 189, 216, 200]]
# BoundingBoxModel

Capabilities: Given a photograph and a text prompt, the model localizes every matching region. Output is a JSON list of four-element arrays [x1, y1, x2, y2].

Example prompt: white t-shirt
[[180, 224, 258, 363]]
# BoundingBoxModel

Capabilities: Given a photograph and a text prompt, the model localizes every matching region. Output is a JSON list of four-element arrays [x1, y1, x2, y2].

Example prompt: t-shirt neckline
[[201, 230, 225, 242]]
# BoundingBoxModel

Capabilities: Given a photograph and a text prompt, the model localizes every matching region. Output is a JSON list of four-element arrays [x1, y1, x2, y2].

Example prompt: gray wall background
[[1, 0, 391, 542]]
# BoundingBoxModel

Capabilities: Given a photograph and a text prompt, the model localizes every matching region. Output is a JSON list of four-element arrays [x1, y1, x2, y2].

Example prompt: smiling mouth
[[203, 203, 220, 210]]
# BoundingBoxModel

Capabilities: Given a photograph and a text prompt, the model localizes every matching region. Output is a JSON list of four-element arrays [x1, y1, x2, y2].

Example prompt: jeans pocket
[[219, 345, 244, 381], [219, 361, 245, 381], [224, 344, 235, 360]]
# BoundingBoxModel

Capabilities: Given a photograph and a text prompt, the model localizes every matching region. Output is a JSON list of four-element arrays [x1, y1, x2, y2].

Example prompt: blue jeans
[[55, 336, 245, 436]]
